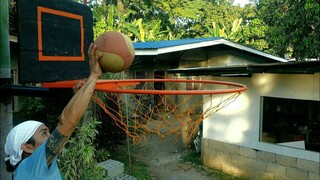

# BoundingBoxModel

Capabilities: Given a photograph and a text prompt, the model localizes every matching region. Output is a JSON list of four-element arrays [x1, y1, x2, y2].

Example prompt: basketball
[[94, 31, 135, 73]]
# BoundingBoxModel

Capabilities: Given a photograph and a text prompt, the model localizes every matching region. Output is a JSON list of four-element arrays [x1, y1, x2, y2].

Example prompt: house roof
[[167, 60, 320, 76], [134, 37, 221, 49], [133, 37, 288, 62]]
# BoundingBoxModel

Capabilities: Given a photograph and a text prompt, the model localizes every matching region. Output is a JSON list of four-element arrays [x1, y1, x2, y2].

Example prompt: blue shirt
[[14, 141, 62, 180]]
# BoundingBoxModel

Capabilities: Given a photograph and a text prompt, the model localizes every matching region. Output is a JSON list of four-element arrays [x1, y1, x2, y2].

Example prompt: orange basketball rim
[[42, 78, 247, 144]]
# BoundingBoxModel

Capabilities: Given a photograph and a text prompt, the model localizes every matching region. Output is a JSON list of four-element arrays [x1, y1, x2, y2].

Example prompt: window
[[261, 97, 320, 152]]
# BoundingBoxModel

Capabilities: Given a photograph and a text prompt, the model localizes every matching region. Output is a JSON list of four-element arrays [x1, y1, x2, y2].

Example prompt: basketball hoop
[[91, 79, 247, 144], [42, 78, 247, 145]]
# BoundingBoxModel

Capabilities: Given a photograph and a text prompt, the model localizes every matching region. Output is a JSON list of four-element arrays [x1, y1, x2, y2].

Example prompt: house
[[130, 38, 320, 179]]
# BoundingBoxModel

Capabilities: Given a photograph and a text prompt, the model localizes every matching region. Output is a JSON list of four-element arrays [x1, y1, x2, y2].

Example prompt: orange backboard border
[[37, 6, 85, 61]]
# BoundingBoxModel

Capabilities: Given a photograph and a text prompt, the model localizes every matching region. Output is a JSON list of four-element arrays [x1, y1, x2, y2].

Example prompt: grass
[[181, 149, 247, 180], [110, 144, 153, 180]]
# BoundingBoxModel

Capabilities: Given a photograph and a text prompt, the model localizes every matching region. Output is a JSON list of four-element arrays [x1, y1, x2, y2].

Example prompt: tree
[[90, 0, 264, 42], [205, 18, 243, 42], [257, 0, 320, 60], [90, 0, 172, 41], [240, 18, 269, 51]]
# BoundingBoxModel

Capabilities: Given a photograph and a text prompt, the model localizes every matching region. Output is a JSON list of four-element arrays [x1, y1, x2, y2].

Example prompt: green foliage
[[91, 0, 240, 40], [94, 95, 127, 151], [240, 18, 269, 51], [257, 0, 320, 60], [180, 149, 202, 165], [16, 96, 65, 129], [59, 118, 110, 180], [92, 1, 170, 41], [205, 18, 243, 42], [90, 0, 320, 59]]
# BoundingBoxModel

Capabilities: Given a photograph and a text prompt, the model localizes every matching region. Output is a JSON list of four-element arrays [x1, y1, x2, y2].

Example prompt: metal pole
[[121, 72, 132, 175], [0, 1, 11, 79], [0, 0, 13, 179]]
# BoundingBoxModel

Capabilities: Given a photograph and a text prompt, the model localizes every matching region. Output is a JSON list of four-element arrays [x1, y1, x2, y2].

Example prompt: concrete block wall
[[202, 138, 320, 180]]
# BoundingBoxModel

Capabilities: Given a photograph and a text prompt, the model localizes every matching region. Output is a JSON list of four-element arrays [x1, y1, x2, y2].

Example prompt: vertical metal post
[[0, 0, 11, 78], [0, 0, 13, 179], [121, 72, 132, 175]]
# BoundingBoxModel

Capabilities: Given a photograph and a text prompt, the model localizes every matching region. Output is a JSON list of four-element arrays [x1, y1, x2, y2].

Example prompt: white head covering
[[4, 120, 43, 166]]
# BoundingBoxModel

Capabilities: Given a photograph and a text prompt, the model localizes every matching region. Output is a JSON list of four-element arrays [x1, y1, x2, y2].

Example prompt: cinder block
[[257, 151, 276, 163], [239, 146, 257, 159], [214, 150, 232, 163], [114, 173, 137, 180], [274, 175, 292, 180], [285, 166, 308, 180], [296, 159, 320, 174], [242, 166, 260, 179], [245, 157, 267, 170], [205, 144, 218, 157], [207, 157, 223, 170], [210, 140, 224, 151], [309, 172, 320, 180], [98, 159, 124, 178], [266, 162, 286, 176], [202, 138, 209, 148], [224, 143, 240, 154], [276, 154, 296, 167], [222, 163, 240, 176], [233, 154, 249, 167], [258, 171, 275, 180]]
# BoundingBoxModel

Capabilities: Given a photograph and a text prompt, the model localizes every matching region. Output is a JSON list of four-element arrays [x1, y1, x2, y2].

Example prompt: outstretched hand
[[88, 43, 102, 78]]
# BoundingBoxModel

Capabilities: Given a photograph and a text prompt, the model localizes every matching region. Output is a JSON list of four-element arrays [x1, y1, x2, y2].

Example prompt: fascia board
[[134, 39, 288, 62], [134, 49, 159, 56], [220, 39, 288, 62], [134, 39, 225, 56]]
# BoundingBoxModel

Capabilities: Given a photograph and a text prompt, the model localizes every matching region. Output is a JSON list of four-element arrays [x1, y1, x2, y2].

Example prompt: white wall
[[180, 50, 263, 68], [203, 73, 320, 162], [253, 73, 320, 100]]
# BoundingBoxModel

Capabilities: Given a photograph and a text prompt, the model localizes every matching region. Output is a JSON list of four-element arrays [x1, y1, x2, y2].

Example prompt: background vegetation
[[86, 0, 319, 60]]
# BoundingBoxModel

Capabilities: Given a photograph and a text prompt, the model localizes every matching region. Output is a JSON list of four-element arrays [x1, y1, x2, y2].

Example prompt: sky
[[233, 0, 251, 7]]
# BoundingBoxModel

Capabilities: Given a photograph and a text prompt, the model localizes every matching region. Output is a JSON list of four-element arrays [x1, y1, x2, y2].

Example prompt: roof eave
[[134, 39, 288, 62], [166, 61, 320, 76], [221, 40, 287, 62], [134, 39, 225, 56]]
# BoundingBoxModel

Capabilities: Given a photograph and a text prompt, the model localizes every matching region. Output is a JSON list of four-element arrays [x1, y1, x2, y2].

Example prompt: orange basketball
[[94, 31, 135, 73]]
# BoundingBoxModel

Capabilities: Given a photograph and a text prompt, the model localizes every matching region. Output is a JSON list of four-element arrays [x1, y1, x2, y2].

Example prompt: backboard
[[18, 0, 93, 83]]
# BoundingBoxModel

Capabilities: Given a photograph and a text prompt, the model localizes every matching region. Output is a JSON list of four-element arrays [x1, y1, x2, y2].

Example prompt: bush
[[59, 118, 109, 180]]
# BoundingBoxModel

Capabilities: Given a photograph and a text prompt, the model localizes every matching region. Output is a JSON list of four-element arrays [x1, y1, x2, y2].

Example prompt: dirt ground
[[132, 116, 213, 180], [134, 133, 212, 180]]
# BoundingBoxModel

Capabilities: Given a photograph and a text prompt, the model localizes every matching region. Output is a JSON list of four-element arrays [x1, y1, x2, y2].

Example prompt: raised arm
[[45, 43, 102, 164]]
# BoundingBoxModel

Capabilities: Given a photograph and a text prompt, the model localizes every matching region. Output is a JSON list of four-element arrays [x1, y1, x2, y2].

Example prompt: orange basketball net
[[43, 79, 247, 144]]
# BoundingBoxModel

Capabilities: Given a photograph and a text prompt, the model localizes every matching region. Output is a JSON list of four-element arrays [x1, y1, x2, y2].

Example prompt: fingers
[[88, 43, 102, 61], [88, 43, 93, 53], [88, 42, 103, 78], [89, 43, 96, 58], [72, 80, 85, 94], [95, 50, 103, 60]]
